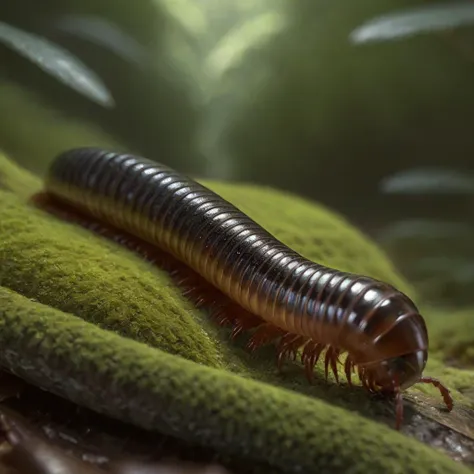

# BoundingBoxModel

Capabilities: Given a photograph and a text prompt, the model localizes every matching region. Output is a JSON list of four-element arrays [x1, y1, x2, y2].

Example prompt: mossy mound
[[0, 188, 222, 368], [428, 306, 474, 369], [0, 286, 472, 474], [0, 152, 474, 473]]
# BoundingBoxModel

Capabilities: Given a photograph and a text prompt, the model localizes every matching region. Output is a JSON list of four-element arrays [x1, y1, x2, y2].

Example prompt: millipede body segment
[[37, 148, 453, 429]]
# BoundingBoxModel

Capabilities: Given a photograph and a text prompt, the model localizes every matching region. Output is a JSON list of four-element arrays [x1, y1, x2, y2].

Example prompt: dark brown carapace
[[32, 148, 453, 430]]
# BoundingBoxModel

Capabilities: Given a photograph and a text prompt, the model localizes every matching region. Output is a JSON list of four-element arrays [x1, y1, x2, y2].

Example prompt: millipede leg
[[395, 389, 404, 430], [230, 311, 263, 339], [367, 375, 377, 393], [344, 356, 353, 386], [301, 340, 317, 365], [324, 347, 340, 383], [358, 367, 370, 391], [301, 340, 317, 381], [276, 334, 305, 371], [211, 306, 235, 327], [301, 341, 325, 383], [246, 323, 286, 352], [419, 376, 454, 411]]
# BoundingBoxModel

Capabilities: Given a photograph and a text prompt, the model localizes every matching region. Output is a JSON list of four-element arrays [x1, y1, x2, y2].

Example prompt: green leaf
[[55, 15, 147, 66], [0, 21, 114, 108], [205, 11, 286, 79], [377, 219, 474, 242], [350, 2, 474, 44], [379, 168, 474, 195]]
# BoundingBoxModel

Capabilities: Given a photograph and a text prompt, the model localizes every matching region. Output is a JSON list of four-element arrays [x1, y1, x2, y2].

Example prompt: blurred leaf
[[410, 256, 474, 283], [350, 1, 474, 43], [377, 219, 474, 242], [160, 0, 208, 37], [205, 11, 286, 79], [379, 168, 474, 195], [378, 218, 474, 305], [401, 256, 474, 306], [55, 15, 148, 66], [0, 20, 114, 107]]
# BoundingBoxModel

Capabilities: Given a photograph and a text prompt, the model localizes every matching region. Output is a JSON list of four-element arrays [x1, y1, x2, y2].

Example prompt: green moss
[[0, 170, 222, 368], [0, 152, 473, 471], [0, 286, 471, 474]]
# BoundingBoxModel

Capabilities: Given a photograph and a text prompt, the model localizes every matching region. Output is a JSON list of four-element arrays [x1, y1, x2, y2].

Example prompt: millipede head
[[358, 350, 453, 430], [372, 349, 428, 392]]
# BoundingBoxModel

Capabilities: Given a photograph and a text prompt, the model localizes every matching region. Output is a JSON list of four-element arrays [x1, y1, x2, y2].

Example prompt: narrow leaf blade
[[0, 21, 114, 107], [350, 2, 474, 44]]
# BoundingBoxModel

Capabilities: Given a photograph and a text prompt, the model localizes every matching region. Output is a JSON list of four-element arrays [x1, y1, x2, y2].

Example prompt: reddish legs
[[419, 376, 454, 411], [394, 376, 453, 430]]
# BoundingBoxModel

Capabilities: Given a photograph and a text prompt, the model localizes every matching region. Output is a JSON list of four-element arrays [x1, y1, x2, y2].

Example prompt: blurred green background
[[1, 0, 474, 307]]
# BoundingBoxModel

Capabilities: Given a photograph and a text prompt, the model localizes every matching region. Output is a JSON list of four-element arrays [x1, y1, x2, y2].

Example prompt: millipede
[[32, 148, 453, 430]]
